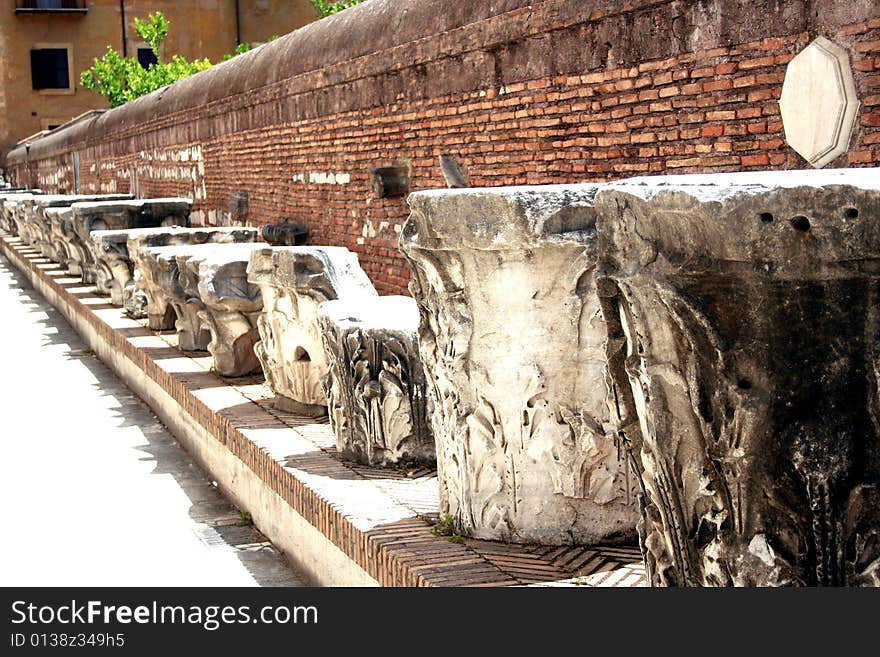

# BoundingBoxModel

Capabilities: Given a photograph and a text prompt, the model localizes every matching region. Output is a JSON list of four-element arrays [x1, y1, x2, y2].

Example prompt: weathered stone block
[[318, 295, 433, 466], [72, 198, 191, 287], [13, 198, 37, 245], [30, 201, 58, 259], [140, 245, 209, 351], [131, 228, 258, 327], [7, 197, 37, 245], [6, 195, 42, 245], [247, 246, 378, 414], [90, 230, 134, 306], [92, 226, 257, 310], [26, 194, 135, 261], [0, 191, 41, 235], [401, 186, 639, 546], [44, 207, 75, 269], [174, 251, 213, 352], [57, 210, 91, 277], [187, 244, 266, 377], [128, 227, 254, 323], [139, 243, 264, 374], [595, 169, 880, 586]]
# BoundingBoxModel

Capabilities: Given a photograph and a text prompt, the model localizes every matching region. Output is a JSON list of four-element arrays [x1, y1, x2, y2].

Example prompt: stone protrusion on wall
[[126, 226, 258, 324], [229, 190, 249, 224], [594, 168, 880, 586], [318, 295, 434, 467], [400, 185, 640, 546], [261, 222, 310, 246], [438, 154, 469, 188], [247, 246, 378, 415]]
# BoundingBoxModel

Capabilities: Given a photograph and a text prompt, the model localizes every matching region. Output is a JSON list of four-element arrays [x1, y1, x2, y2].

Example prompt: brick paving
[[1, 233, 646, 587], [0, 247, 304, 587]]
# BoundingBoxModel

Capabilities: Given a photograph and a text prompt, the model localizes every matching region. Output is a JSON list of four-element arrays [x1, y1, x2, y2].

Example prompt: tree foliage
[[133, 12, 169, 57], [311, 1, 361, 18], [80, 12, 267, 108]]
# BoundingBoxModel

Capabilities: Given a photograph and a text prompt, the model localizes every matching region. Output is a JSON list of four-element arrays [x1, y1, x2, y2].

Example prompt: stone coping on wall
[[0, 231, 645, 588]]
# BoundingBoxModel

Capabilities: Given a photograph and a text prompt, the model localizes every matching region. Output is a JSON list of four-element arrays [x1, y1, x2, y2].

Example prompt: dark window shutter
[[30, 49, 70, 90]]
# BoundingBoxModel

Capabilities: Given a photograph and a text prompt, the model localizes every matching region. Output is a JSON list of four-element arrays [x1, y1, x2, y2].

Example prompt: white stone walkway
[[0, 255, 304, 586]]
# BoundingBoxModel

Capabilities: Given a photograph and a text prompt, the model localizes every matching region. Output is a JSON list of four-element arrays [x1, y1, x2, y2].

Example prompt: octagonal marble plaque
[[779, 36, 860, 168]]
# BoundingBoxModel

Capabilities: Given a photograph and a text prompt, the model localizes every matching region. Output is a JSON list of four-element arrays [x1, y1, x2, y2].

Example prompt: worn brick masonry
[[6, 0, 880, 294]]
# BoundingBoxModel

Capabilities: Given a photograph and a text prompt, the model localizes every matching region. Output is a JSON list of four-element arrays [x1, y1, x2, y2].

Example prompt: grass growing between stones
[[431, 513, 464, 544]]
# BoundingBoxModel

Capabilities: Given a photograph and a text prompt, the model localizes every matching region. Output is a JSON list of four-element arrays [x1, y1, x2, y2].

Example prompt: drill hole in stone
[[759, 212, 774, 223], [293, 347, 311, 362], [737, 379, 752, 390], [844, 207, 859, 219], [789, 216, 811, 232]]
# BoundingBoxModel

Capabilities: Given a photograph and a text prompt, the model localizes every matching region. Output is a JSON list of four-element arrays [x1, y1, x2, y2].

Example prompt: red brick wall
[[6, 0, 880, 295]]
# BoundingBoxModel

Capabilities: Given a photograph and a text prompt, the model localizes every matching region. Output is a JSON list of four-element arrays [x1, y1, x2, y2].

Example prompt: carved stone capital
[[0, 193, 40, 238], [0, 192, 41, 235], [72, 198, 190, 288], [137, 245, 190, 331], [401, 186, 639, 545], [318, 295, 434, 466], [139, 242, 264, 374], [247, 246, 378, 413], [44, 207, 74, 270], [27, 194, 133, 262], [11, 197, 40, 247], [90, 231, 132, 305], [595, 169, 880, 586], [188, 244, 266, 377], [143, 246, 209, 351], [127, 226, 257, 323]]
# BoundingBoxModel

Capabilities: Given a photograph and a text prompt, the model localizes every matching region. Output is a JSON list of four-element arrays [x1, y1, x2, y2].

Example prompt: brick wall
[[6, 0, 880, 295]]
